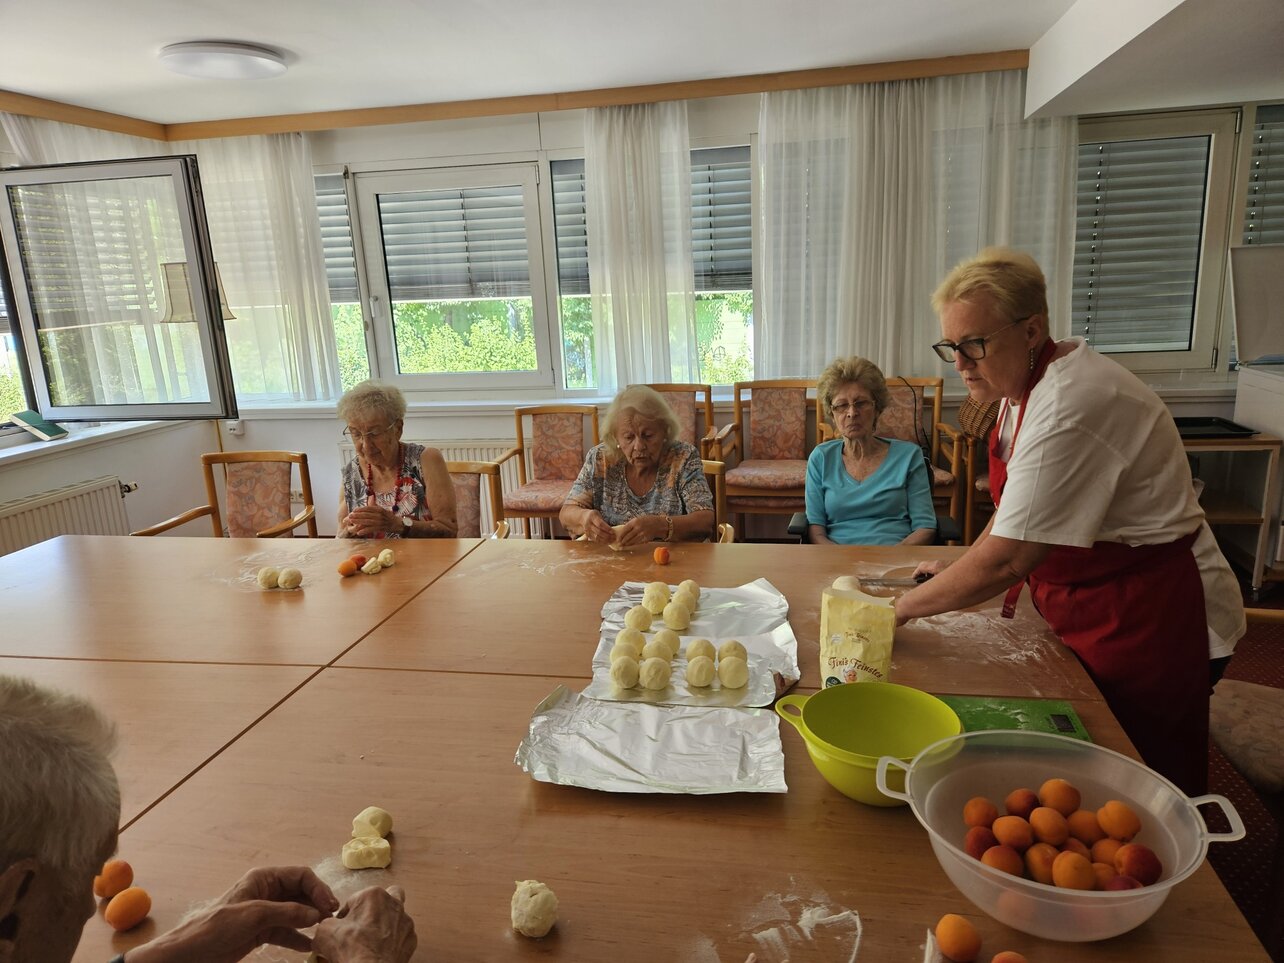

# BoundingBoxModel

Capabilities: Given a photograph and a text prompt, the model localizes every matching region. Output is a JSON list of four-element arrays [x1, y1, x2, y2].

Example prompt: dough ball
[[662, 600, 691, 630], [673, 589, 698, 612], [608, 524, 627, 551], [341, 835, 391, 869], [718, 655, 750, 689], [624, 605, 653, 631], [511, 879, 558, 938], [615, 627, 645, 652], [639, 657, 672, 690], [352, 805, 393, 838], [377, 548, 396, 567], [832, 575, 862, 592], [610, 642, 641, 663], [678, 578, 700, 597], [256, 567, 280, 589], [641, 591, 667, 616], [646, 580, 671, 600], [717, 639, 748, 662], [685, 655, 715, 687], [361, 557, 383, 575], [652, 628, 681, 657], [685, 638, 716, 662], [641, 639, 671, 661], [277, 567, 303, 590], [609, 656, 640, 689]]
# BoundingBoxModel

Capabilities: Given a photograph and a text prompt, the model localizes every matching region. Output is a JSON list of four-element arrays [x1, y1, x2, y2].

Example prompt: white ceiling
[[0, 0, 1279, 127]]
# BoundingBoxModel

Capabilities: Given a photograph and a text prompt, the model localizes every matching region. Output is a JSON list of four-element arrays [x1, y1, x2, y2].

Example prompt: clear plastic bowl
[[876, 730, 1244, 941]]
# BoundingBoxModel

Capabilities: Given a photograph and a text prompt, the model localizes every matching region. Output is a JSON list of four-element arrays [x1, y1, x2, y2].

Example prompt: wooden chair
[[641, 383, 717, 455], [702, 458, 728, 538], [498, 405, 600, 538], [706, 379, 821, 539], [131, 451, 317, 537], [446, 460, 507, 539], [936, 396, 1001, 544]]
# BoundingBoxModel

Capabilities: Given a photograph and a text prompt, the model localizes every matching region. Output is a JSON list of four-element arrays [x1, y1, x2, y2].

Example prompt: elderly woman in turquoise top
[[806, 356, 936, 545], [337, 380, 457, 538], [560, 385, 714, 547]]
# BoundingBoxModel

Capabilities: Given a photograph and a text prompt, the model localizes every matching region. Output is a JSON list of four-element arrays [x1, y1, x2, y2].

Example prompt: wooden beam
[[0, 90, 166, 140]]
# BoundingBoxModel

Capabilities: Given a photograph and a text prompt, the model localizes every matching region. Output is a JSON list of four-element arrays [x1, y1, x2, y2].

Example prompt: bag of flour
[[819, 581, 896, 687]]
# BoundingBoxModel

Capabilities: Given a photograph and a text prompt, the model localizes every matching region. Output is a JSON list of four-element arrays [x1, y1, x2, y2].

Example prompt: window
[[551, 146, 754, 388], [0, 155, 237, 421], [315, 172, 369, 391], [351, 164, 553, 392], [1243, 104, 1284, 245], [1071, 110, 1238, 371], [0, 270, 34, 424]]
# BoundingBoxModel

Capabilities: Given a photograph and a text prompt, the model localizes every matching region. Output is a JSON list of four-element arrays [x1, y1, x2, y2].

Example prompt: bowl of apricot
[[875, 730, 1245, 941]]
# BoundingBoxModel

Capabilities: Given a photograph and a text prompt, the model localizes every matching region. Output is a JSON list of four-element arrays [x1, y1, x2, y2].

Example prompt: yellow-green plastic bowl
[[776, 682, 961, 806]]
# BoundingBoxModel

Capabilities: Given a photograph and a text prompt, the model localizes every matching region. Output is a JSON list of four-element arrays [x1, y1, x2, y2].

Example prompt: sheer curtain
[[758, 69, 1076, 378], [584, 102, 697, 392], [0, 114, 340, 402]]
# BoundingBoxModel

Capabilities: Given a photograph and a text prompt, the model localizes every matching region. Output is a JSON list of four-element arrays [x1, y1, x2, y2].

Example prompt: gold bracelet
[[664, 514, 674, 542]]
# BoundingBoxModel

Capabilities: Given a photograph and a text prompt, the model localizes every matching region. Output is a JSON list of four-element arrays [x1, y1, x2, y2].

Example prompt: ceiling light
[[159, 42, 287, 80]]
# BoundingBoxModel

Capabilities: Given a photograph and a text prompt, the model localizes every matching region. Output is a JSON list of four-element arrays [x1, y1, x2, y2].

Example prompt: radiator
[[0, 476, 133, 556], [339, 440, 518, 534]]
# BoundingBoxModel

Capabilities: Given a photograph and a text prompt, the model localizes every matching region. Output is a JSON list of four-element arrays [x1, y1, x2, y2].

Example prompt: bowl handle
[[875, 754, 911, 802], [774, 693, 809, 733], [1187, 794, 1247, 843]]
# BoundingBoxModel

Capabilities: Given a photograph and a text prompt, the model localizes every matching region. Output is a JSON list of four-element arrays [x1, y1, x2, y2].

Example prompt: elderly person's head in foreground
[[601, 385, 682, 469], [817, 356, 890, 441], [338, 380, 408, 467], [0, 675, 120, 963]]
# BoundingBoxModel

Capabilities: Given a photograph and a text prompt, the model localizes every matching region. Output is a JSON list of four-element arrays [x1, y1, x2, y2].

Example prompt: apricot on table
[[92, 859, 133, 900], [935, 913, 982, 962], [104, 887, 151, 931]]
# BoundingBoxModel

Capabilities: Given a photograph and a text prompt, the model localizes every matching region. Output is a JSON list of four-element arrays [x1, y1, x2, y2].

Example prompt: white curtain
[[584, 102, 697, 392], [0, 114, 340, 402], [758, 69, 1076, 378]]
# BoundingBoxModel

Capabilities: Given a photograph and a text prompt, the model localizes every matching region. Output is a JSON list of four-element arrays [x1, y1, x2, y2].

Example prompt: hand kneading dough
[[717, 639, 748, 662], [342, 835, 391, 869], [639, 657, 672, 690], [651, 628, 681, 657], [685, 655, 715, 687], [641, 591, 667, 616], [377, 548, 396, 567], [685, 638, 715, 662], [352, 805, 393, 838], [662, 601, 691, 630], [610, 642, 642, 663], [277, 567, 303, 590], [609, 656, 640, 688], [641, 639, 671, 661], [624, 605, 653, 631], [256, 567, 280, 589], [608, 524, 627, 551], [717, 655, 749, 688], [511, 880, 558, 938], [615, 627, 645, 651]]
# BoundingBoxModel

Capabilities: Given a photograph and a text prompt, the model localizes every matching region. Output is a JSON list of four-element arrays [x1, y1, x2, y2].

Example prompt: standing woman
[[337, 380, 457, 538], [893, 248, 1244, 795]]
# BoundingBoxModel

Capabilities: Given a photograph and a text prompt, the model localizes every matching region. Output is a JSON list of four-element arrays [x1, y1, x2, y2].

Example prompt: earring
[[1029, 348, 1036, 371]]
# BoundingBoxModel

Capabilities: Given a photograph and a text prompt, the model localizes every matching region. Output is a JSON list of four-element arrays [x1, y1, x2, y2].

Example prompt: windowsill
[[0, 420, 187, 467]]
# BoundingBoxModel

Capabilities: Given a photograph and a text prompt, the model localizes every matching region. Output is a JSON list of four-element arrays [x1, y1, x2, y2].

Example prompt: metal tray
[[1173, 416, 1256, 438]]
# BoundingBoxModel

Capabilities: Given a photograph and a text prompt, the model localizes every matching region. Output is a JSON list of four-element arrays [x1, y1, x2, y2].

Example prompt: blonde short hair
[[602, 386, 682, 463], [817, 356, 890, 421], [337, 380, 407, 426], [932, 246, 1049, 323]]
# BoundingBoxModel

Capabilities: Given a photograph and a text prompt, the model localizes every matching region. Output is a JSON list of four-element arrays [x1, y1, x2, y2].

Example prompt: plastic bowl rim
[[787, 681, 962, 765]]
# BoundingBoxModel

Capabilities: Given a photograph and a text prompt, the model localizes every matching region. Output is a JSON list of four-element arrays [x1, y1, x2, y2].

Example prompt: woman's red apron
[[989, 340, 1210, 795]]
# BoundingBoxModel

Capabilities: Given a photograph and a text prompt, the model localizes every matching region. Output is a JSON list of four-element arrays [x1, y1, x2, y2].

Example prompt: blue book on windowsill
[[9, 410, 68, 441]]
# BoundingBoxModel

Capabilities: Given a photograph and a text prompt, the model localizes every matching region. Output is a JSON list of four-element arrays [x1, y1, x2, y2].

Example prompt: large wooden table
[[0, 536, 1261, 962]]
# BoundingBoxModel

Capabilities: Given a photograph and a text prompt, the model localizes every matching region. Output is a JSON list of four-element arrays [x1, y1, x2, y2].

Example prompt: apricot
[[1091, 837, 1125, 866], [1024, 842, 1058, 885], [964, 826, 999, 861], [1104, 875, 1144, 891], [1051, 850, 1095, 890], [981, 844, 1026, 877], [337, 558, 358, 577], [991, 954, 1029, 963], [1091, 861, 1118, 890], [1067, 808, 1106, 846], [1004, 787, 1039, 820], [92, 859, 133, 900], [963, 796, 1000, 829], [1115, 843, 1163, 886], [1097, 799, 1142, 841], [104, 886, 151, 931], [991, 815, 1034, 852], [653, 546, 671, 565], [1028, 806, 1069, 846], [1038, 777, 1081, 816], [1060, 837, 1091, 860], [935, 913, 982, 962], [349, 554, 368, 568]]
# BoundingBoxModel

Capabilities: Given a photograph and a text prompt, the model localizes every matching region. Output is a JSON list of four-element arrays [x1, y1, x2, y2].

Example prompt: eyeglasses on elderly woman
[[343, 423, 396, 443], [931, 317, 1028, 363]]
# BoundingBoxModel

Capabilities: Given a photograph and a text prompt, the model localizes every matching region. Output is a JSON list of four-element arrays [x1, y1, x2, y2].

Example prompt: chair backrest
[[513, 405, 600, 483], [731, 379, 818, 461], [701, 459, 728, 535], [202, 451, 317, 538], [876, 377, 944, 461], [446, 460, 505, 538], [642, 383, 714, 447]]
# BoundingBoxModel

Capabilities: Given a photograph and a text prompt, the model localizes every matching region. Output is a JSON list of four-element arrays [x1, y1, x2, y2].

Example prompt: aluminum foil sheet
[[514, 684, 788, 794], [584, 622, 798, 707], [600, 577, 790, 638]]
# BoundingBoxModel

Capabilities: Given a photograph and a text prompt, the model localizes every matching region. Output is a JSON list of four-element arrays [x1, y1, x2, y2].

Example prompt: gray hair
[[602, 386, 682, 464], [817, 356, 890, 421], [0, 676, 120, 884], [337, 380, 407, 426]]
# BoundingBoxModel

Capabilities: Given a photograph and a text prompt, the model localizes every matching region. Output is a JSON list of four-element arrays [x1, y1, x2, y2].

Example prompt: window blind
[[315, 173, 359, 304], [1244, 104, 1284, 245], [1071, 136, 1210, 352]]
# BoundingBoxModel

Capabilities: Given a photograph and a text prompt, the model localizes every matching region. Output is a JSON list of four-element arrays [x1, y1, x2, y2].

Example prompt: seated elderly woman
[[560, 385, 715, 547], [337, 380, 457, 538], [805, 356, 936, 545]]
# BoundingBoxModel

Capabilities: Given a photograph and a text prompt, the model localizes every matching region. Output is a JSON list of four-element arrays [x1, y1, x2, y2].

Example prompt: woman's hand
[[911, 558, 951, 579], [343, 505, 401, 537], [313, 884, 417, 963], [615, 515, 665, 548], [580, 510, 617, 544]]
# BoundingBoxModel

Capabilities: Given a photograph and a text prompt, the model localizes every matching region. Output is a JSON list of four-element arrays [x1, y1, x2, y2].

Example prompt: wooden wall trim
[[2, 49, 1029, 143]]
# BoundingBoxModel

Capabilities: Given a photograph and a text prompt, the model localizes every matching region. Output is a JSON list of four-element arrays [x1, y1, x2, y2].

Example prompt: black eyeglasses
[[932, 318, 1025, 363]]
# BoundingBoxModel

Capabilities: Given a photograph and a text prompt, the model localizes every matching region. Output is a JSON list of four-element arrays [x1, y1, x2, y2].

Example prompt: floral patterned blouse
[[565, 441, 713, 527], [342, 442, 431, 540]]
